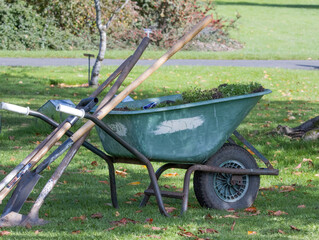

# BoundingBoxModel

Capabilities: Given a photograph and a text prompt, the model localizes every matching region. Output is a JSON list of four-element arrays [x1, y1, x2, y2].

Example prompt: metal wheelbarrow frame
[[57, 90, 279, 215]]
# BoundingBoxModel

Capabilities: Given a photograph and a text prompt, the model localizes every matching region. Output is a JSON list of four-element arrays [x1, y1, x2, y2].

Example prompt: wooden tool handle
[[71, 15, 213, 142]]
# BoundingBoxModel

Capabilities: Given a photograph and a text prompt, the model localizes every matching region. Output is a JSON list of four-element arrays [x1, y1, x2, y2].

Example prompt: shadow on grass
[[216, 1, 319, 9]]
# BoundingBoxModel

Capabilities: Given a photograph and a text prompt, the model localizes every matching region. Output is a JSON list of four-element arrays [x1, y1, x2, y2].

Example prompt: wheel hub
[[213, 160, 249, 202]]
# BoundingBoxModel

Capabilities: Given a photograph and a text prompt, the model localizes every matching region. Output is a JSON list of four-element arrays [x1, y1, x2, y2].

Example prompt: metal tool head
[[2, 171, 41, 217], [0, 211, 49, 227]]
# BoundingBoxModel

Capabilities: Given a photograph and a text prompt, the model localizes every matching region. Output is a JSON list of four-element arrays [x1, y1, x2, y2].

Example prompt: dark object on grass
[[275, 116, 319, 140]]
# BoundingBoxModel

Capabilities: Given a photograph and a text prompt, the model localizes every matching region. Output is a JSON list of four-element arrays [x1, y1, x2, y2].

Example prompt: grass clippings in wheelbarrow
[[179, 82, 265, 103], [115, 82, 265, 110]]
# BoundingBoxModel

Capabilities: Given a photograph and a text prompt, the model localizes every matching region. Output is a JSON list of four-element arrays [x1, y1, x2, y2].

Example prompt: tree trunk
[[90, 0, 130, 87], [275, 116, 319, 140], [90, 0, 106, 87]]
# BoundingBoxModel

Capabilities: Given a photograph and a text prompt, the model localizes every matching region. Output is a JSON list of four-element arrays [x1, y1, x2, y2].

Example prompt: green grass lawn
[[1, 0, 318, 60], [214, 0, 319, 60], [0, 65, 318, 239]]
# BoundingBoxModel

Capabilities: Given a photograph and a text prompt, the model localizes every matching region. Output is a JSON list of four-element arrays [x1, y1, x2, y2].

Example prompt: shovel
[[0, 57, 129, 202], [1, 37, 150, 217]]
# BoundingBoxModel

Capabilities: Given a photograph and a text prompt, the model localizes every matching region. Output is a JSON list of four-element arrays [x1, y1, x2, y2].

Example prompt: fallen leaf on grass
[[204, 213, 214, 219], [71, 215, 87, 222], [91, 212, 103, 219], [128, 181, 141, 185], [165, 207, 177, 213], [231, 220, 236, 231], [295, 158, 314, 169], [278, 229, 285, 234], [268, 210, 288, 216], [106, 226, 117, 231], [248, 231, 257, 235], [145, 218, 153, 224], [151, 227, 162, 231], [110, 218, 138, 226], [290, 225, 300, 231], [34, 230, 42, 235], [224, 215, 239, 219], [59, 83, 89, 88], [244, 206, 257, 213], [292, 171, 302, 176], [163, 172, 179, 177], [134, 192, 144, 197], [178, 230, 197, 238], [136, 210, 143, 213], [297, 205, 306, 208], [279, 185, 295, 193], [91, 161, 98, 166], [8, 136, 15, 141], [99, 180, 109, 184], [0, 231, 11, 236], [71, 230, 81, 234], [0, 170, 6, 175], [198, 227, 218, 234], [115, 211, 120, 217], [115, 170, 127, 178], [163, 184, 171, 189]]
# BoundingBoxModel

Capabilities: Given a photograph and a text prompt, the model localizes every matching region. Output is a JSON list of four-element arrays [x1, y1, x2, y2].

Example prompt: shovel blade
[[0, 211, 27, 227], [1, 171, 41, 217], [0, 211, 49, 227]]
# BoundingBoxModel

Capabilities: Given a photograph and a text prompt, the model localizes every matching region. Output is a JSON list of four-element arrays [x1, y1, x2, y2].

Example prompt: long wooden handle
[[0, 57, 129, 195], [71, 15, 213, 142]]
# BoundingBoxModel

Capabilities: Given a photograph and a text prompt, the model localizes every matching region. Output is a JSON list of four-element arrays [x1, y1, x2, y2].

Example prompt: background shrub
[[0, 0, 239, 50]]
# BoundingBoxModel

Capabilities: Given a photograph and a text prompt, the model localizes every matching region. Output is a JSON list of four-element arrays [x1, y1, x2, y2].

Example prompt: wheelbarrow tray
[[96, 89, 271, 164]]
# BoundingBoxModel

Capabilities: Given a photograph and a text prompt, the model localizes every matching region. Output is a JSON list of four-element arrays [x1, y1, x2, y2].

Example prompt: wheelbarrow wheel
[[193, 144, 260, 210]]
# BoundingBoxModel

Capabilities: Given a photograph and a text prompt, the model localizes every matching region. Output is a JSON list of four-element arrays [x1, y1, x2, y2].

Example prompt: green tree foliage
[[0, 0, 97, 50]]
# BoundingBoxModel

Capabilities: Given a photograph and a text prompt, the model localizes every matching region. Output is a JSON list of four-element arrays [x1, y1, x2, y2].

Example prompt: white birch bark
[[90, 0, 130, 87]]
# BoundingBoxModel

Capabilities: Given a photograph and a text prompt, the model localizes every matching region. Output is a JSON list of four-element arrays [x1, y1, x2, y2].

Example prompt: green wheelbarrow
[[88, 89, 278, 214]]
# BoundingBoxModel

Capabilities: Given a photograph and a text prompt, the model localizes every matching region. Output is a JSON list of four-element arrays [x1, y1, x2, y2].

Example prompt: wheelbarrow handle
[[56, 104, 85, 118], [0, 102, 30, 115]]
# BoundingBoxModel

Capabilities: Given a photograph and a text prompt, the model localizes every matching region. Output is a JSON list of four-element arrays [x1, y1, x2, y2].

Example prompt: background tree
[[90, 0, 130, 87]]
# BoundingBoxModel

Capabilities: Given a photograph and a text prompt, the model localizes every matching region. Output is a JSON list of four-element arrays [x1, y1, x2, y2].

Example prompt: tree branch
[[102, 0, 130, 32]]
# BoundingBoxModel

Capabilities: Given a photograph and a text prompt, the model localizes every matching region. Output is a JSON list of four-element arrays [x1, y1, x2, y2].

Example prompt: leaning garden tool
[[0, 37, 150, 226], [0, 37, 150, 218], [0, 57, 128, 202]]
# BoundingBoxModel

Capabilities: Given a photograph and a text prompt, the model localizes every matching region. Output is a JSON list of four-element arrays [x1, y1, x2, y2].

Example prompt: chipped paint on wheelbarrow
[[96, 89, 271, 164]]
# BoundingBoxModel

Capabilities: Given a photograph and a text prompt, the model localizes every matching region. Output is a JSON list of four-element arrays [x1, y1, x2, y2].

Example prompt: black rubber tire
[[193, 144, 260, 210]]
